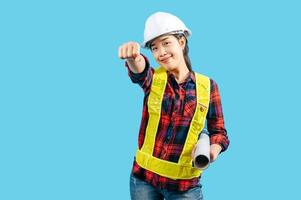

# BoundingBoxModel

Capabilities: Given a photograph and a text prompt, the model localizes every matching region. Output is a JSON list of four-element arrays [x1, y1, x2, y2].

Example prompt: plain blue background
[[1, 0, 300, 199]]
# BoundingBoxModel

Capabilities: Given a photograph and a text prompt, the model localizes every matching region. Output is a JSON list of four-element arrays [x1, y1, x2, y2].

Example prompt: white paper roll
[[193, 133, 210, 169]]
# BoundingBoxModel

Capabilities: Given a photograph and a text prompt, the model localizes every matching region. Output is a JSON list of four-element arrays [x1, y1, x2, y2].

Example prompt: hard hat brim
[[141, 29, 192, 48]]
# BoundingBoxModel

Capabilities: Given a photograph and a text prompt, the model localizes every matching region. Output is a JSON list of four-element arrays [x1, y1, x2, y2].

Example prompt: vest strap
[[136, 150, 202, 180], [141, 67, 167, 155]]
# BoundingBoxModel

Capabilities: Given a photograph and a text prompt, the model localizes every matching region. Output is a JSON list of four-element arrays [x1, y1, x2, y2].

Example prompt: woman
[[118, 11, 229, 200]]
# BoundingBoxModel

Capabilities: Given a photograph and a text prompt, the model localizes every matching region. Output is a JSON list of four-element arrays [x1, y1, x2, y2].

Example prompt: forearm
[[208, 123, 229, 152], [207, 79, 230, 152], [126, 56, 146, 74]]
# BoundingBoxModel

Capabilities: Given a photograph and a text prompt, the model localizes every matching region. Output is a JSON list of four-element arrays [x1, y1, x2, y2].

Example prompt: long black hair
[[174, 33, 192, 72]]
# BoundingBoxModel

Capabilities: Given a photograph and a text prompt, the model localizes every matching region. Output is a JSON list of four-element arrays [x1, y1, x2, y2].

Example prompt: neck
[[169, 63, 190, 84]]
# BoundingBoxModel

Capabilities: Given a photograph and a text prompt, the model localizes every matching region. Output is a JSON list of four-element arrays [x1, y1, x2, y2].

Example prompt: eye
[[151, 46, 158, 51], [163, 41, 170, 46]]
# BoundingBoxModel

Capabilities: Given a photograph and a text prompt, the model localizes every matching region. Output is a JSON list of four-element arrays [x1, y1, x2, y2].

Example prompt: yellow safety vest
[[135, 66, 211, 180]]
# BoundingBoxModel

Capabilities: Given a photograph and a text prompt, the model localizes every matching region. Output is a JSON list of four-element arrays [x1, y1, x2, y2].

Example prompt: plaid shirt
[[125, 55, 229, 191]]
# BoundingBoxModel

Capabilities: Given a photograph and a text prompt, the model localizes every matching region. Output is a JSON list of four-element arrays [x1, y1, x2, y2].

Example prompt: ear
[[179, 36, 186, 50]]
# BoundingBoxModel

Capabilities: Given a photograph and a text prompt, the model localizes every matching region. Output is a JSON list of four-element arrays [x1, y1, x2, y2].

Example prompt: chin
[[164, 64, 177, 71], [160, 65, 172, 71], [157, 59, 177, 71]]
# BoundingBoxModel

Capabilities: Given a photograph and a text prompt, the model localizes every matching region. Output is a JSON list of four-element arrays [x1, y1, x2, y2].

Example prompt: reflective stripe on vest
[[135, 66, 210, 180]]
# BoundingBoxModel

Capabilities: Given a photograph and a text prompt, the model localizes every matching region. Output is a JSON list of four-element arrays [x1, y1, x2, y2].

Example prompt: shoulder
[[193, 71, 212, 85], [193, 71, 219, 92]]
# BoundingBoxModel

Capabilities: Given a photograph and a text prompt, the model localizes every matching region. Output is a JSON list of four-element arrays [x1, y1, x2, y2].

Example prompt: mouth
[[160, 55, 172, 63]]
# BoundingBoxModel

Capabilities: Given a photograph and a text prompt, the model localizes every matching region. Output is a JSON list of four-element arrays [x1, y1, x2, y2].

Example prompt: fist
[[118, 42, 142, 62], [210, 144, 222, 163]]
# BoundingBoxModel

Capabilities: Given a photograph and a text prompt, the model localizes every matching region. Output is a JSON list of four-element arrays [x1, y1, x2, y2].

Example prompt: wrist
[[210, 144, 222, 154]]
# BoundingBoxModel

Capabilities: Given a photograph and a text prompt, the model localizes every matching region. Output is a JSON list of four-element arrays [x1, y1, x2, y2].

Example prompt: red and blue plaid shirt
[[125, 55, 229, 191]]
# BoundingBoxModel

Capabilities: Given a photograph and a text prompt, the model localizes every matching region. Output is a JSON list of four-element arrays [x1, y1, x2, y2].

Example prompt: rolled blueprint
[[193, 132, 210, 169]]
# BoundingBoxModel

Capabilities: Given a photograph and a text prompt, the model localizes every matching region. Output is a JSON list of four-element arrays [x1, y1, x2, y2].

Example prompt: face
[[150, 35, 186, 72]]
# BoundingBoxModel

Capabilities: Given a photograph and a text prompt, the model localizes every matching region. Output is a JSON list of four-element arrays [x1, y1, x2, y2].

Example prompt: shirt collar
[[167, 71, 196, 87]]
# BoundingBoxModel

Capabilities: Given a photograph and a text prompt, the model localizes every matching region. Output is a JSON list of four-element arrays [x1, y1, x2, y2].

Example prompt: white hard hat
[[141, 12, 192, 48]]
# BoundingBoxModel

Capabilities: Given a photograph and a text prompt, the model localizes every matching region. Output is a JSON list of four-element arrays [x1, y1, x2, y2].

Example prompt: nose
[[158, 47, 167, 57]]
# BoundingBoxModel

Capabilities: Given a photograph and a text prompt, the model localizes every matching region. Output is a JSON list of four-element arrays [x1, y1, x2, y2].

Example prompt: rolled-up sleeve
[[207, 79, 230, 152]]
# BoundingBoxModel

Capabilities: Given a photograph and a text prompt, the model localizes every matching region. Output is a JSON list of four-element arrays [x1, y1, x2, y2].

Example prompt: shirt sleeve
[[206, 79, 230, 152], [125, 54, 154, 94]]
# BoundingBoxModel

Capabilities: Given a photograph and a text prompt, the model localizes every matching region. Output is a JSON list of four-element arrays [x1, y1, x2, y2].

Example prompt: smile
[[161, 56, 172, 63]]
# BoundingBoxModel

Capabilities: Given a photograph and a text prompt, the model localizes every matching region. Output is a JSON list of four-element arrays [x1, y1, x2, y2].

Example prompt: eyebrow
[[151, 37, 170, 47]]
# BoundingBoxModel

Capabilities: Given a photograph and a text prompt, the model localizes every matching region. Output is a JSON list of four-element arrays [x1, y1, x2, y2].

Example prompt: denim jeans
[[130, 173, 203, 200]]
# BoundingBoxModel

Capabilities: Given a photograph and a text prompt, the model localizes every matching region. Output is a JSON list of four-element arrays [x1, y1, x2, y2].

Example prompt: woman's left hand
[[210, 144, 222, 163]]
